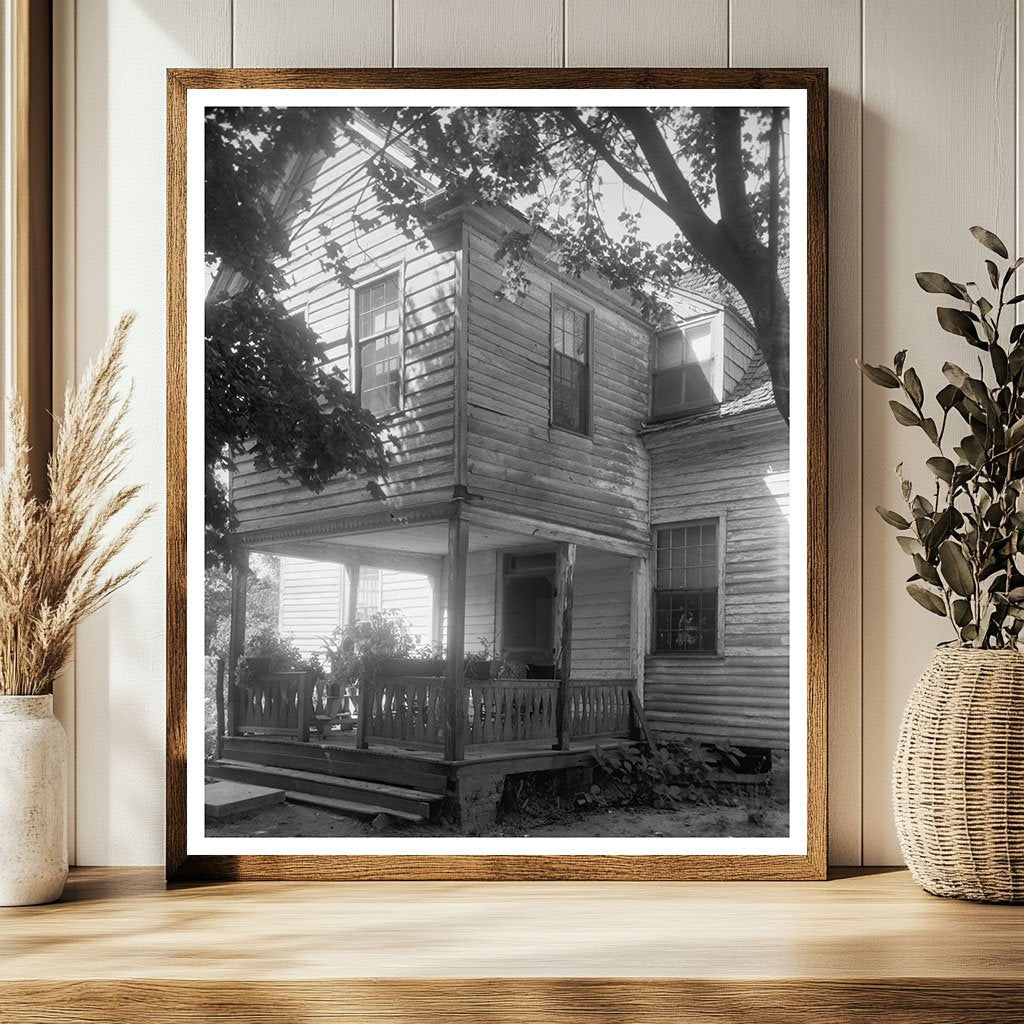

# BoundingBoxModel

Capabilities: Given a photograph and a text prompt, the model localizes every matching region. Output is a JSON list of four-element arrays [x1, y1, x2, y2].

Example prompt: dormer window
[[652, 318, 719, 417]]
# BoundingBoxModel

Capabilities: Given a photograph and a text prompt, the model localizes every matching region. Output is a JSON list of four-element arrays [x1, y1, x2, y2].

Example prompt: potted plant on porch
[[859, 226, 1024, 902], [0, 315, 151, 905]]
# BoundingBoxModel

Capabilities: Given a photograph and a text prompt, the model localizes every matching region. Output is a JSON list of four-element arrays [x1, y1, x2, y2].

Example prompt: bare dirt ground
[[207, 768, 789, 840], [207, 798, 787, 840]]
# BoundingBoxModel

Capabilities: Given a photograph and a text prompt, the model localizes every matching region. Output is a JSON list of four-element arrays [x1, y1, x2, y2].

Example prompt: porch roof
[[237, 502, 650, 569]]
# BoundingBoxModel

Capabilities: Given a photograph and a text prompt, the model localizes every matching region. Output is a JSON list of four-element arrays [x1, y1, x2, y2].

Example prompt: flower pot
[[0, 695, 68, 906], [377, 656, 444, 677], [525, 663, 557, 680], [464, 659, 493, 680], [893, 648, 1024, 902]]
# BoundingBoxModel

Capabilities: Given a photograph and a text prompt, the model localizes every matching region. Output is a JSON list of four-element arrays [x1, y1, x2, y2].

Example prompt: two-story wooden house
[[211, 125, 790, 827]]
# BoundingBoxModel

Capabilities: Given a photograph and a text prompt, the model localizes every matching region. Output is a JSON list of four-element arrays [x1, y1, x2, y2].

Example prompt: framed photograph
[[167, 68, 827, 880]]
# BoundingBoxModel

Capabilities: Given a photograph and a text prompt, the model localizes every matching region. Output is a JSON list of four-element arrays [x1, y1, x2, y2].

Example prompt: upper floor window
[[652, 319, 718, 417], [355, 274, 402, 415], [550, 297, 591, 435], [653, 519, 720, 654]]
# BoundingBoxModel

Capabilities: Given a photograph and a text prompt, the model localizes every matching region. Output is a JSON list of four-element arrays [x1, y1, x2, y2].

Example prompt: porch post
[[344, 564, 369, 749], [443, 508, 470, 762], [214, 659, 226, 760], [629, 553, 651, 703], [343, 564, 360, 628], [553, 542, 576, 751], [225, 549, 249, 738]]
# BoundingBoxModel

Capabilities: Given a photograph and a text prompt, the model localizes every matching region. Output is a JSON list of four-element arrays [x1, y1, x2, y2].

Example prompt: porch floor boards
[[274, 730, 628, 764], [220, 732, 638, 786]]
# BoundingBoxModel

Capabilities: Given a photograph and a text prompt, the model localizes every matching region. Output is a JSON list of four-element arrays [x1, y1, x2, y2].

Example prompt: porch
[[212, 500, 652, 826]]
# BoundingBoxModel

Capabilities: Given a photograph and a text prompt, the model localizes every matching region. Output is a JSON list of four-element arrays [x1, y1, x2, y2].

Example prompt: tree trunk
[[734, 271, 790, 424]]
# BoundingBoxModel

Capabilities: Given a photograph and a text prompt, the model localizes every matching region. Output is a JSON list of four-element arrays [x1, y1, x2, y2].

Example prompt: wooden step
[[204, 780, 284, 819], [209, 760, 445, 819], [283, 791, 423, 824], [221, 736, 448, 793]]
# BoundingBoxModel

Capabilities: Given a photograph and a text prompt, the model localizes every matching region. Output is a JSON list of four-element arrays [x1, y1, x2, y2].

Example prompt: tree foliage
[[859, 227, 1024, 648], [205, 106, 389, 567]]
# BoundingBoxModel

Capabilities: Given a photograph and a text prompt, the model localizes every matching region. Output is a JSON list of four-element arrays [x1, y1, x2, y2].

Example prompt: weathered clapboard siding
[[278, 556, 434, 657], [464, 212, 651, 546], [380, 569, 434, 646], [463, 550, 498, 654], [722, 308, 759, 395], [230, 139, 458, 537], [642, 407, 790, 749], [643, 656, 790, 748], [571, 548, 634, 679], [278, 557, 344, 656]]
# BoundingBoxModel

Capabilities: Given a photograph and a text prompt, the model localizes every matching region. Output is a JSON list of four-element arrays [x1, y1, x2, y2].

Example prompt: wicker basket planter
[[893, 647, 1024, 902]]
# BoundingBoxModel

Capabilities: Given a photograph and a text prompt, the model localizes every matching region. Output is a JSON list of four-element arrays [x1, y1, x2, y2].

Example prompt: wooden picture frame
[[168, 68, 827, 881]]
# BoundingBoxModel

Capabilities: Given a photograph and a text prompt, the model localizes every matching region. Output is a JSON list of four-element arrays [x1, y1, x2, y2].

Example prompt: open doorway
[[500, 551, 555, 667]]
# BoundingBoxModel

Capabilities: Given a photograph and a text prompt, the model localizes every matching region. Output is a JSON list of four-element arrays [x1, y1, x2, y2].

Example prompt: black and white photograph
[[184, 82, 814, 863]]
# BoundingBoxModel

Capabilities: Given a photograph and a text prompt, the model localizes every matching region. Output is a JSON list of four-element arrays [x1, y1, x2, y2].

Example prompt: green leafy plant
[[236, 625, 315, 687], [858, 226, 1024, 648], [577, 740, 720, 811], [320, 609, 418, 687], [493, 652, 527, 680], [242, 625, 306, 669]]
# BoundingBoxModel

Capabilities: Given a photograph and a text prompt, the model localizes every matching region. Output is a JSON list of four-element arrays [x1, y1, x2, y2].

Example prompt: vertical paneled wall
[[55, 0, 1023, 864]]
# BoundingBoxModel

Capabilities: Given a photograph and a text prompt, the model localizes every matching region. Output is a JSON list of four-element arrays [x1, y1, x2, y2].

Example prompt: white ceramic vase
[[0, 695, 68, 906]]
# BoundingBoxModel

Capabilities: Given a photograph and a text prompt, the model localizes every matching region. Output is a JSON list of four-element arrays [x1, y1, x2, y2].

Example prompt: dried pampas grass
[[0, 313, 153, 696]]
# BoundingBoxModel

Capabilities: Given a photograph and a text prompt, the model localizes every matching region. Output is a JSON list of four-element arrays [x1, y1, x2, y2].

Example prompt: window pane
[[553, 302, 589, 363], [656, 329, 684, 369], [359, 331, 401, 414], [572, 310, 588, 360], [653, 367, 684, 413], [685, 322, 713, 362], [356, 275, 401, 342], [552, 349, 588, 433], [682, 363, 716, 407]]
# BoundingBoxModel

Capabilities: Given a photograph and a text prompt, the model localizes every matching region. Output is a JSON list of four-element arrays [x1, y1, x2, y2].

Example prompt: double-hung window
[[355, 567, 383, 621], [652, 319, 718, 417], [653, 520, 720, 654], [550, 297, 591, 435], [355, 274, 402, 415]]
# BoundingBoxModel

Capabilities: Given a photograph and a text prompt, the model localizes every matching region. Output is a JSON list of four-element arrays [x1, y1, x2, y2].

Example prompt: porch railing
[[466, 678, 560, 746], [568, 680, 635, 739], [231, 672, 640, 752], [234, 670, 313, 739], [356, 676, 445, 751], [355, 675, 638, 753]]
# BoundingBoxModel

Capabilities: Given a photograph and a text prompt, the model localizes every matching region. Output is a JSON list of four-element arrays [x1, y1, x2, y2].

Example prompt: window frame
[[350, 265, 405, 418], [548, 289, 595, 438], [651, 514, 727, 657], [649, 312, 725, 421]]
